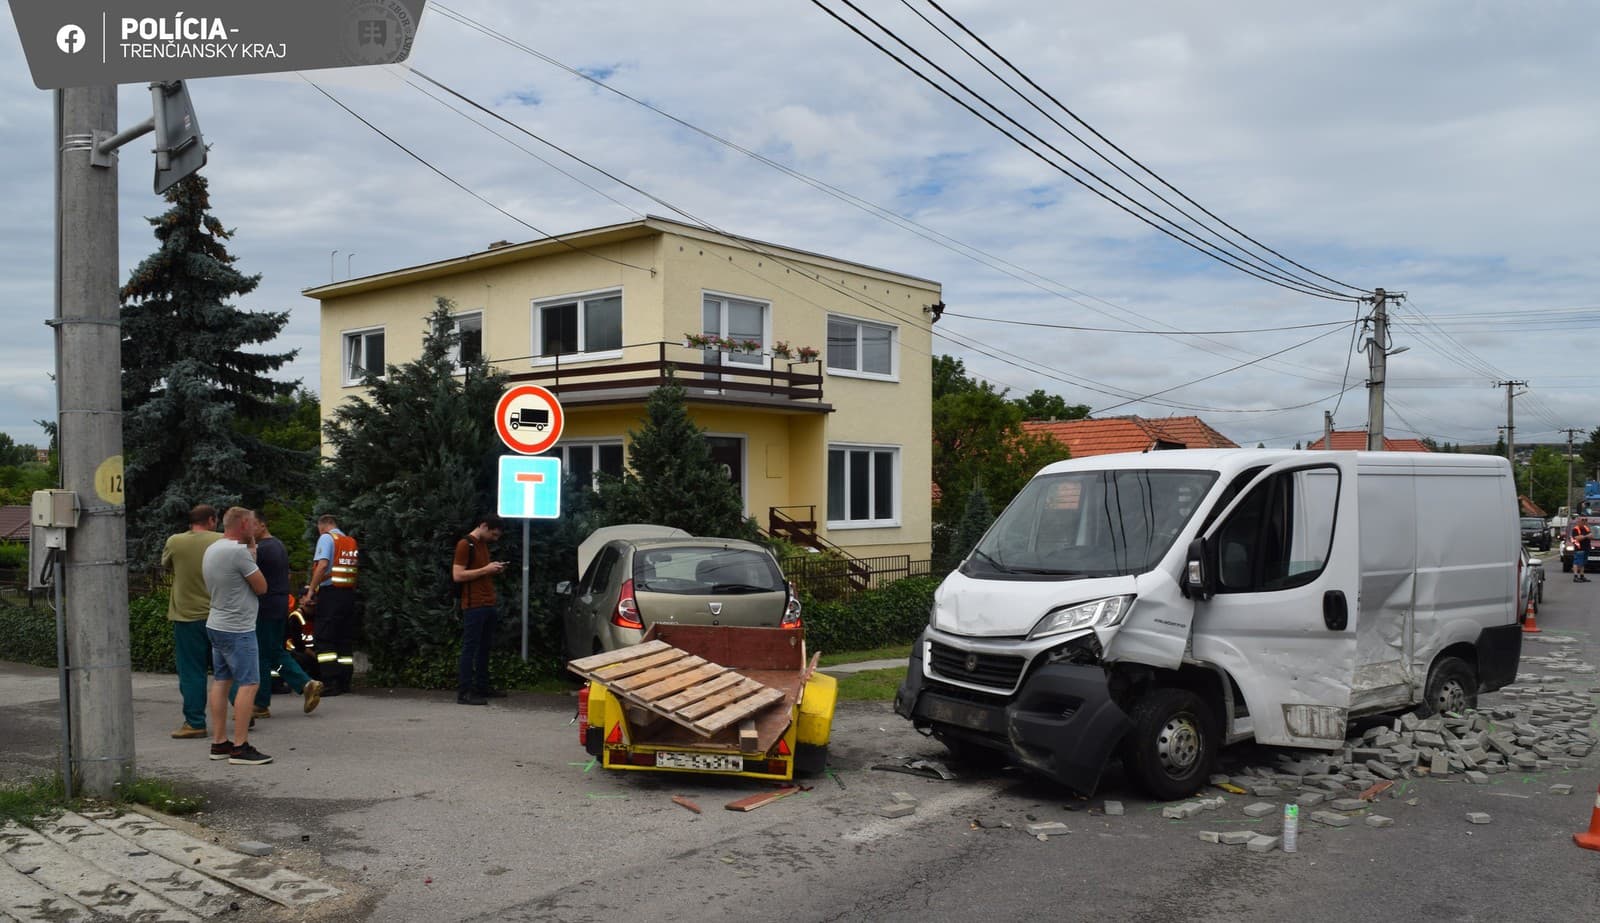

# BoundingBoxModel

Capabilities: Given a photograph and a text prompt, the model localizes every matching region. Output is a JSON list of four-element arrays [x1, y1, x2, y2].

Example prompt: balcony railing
[[504, 340, 824, 406]]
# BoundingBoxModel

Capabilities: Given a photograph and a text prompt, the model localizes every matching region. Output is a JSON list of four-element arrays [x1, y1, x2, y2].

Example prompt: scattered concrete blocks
[[1198, 831, 1221, 843], [1464, 771, 1489, 784], [1219, 831, 1255, 845], [1465, 812, 1492, 825], [875, 803, 915, 819], [1027, 822, 1070, 837], [1243, 802, 1277, 818], [1549, 784, 1574, 795], [1366, 815, 1394, 828], [1103, 801, 1125, 816], [236, 841, 273, 857], [890, 792, 918, 805], [1247, 835, 1280, 852], [1329, 798, 1366, 812], [1311, 811, 1353, 827]]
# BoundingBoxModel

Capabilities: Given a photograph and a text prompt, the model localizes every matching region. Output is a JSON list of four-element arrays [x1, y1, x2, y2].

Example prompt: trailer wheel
[[1121, 687, 1217, 801], [795, 743, 828, 777], [1418, 656, 1477, 717]]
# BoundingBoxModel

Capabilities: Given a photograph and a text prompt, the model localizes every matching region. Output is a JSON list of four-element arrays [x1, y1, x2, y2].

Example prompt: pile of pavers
[[1169, 634, 1597, 851]]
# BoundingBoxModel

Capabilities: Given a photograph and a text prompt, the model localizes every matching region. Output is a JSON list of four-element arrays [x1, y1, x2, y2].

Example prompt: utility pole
[[1563, 427, 1581, 517], [56, 86, 135, 796], [1323, 410, 1333, 450], [1362, 288, 1405, 451], [1496, 380, 1527, 468]]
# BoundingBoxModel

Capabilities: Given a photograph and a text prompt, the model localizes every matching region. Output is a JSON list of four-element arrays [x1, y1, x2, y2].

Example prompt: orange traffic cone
[[1522, 599, 1541, 634], [1576, 783, 1600, 851]]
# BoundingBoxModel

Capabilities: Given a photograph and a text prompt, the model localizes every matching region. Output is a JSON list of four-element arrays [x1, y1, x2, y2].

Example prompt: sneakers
[[457, 693, 488, 706], [228, 743, 273, 765], [172, 725, 208, 740], [209, 741, 233, 760], [252, 707, 271, 719], [303, 680, 324, 714]]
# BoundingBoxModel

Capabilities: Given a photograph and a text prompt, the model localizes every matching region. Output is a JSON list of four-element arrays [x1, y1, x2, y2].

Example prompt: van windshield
[[967, 469, 1219, 579]]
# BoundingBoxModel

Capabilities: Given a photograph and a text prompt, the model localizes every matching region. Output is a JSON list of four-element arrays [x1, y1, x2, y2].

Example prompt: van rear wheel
[[1419, 656, 1477, 717], [1122, 688, 1217, 801]]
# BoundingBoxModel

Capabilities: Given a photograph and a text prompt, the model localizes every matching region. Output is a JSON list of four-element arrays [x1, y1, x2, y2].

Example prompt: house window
[[451, 311, 483, 368], [826, 315, 896, 378], [541, 441, 625, 491], [534, 290, 622, 360], [827, 445, 899, 527], [343, 327, 385, 385], [703, 293, 769, 367]]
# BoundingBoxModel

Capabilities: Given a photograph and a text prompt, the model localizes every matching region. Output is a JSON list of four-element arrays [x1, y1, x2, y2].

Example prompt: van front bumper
[[895, 641, 1132, 794]]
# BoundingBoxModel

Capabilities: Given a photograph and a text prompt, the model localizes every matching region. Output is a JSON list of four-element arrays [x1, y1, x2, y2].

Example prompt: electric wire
[[938, 312, 1352, 335]]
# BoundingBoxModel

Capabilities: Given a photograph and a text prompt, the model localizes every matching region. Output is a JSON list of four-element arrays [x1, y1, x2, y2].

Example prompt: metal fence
[[779, 553, 932, 599]]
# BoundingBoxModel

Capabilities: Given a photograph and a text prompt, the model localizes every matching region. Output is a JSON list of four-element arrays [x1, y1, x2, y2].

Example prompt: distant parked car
[[1520, 546, 1544, 618], [1521, 516, 1550, 550], [559, 525, 802, 660]]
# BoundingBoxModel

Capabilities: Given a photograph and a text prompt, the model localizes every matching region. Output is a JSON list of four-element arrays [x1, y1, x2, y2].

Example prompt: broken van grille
[[929, 642, 1026, 689]]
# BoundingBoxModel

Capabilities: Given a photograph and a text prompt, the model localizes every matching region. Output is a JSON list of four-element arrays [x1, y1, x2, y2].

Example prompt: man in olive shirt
[[161, 504, 222, 738]]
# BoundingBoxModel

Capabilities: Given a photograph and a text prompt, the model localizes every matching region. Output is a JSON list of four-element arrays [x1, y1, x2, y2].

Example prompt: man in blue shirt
[[306, 513, 359, 695], [242, 516, 324, 717]]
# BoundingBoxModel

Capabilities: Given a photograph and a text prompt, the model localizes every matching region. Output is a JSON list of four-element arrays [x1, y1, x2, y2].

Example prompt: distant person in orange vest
[[1572, 519, 1592, 583], [305, 514, 359, 694]]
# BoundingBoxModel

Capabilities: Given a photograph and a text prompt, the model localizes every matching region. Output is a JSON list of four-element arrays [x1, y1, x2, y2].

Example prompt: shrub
[[800, 576, 938, 654], [128, 592, 175, 673], [0, 598, 56, 667], [0, 592, 176, 673]]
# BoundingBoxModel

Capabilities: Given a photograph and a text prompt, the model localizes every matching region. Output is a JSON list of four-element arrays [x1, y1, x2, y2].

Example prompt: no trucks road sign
[[495, 384, 564, 455]]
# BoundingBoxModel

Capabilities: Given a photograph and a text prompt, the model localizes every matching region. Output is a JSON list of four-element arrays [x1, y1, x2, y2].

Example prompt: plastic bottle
[[1282, 803, 1299, 853]]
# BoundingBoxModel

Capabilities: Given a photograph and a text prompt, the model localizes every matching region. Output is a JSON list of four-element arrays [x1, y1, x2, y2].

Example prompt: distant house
[[1021, 415, 1238, 459], [1519, 496, 1546, 517], [1306, 430, 1432, 452], [0, 505, 29, 543]]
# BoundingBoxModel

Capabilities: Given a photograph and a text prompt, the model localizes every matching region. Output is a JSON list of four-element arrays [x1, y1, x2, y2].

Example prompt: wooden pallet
[[568, 641, 787, 738]]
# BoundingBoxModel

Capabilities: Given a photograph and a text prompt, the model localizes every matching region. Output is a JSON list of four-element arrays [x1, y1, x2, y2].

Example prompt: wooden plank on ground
[[654, 672, 745, 711], [613, 655, 710, 692], [678, 678, 766, 721], [593, 648, 691, 680], [725, 785, 801, 812], [632, 662, 727, 703], [692, 687, 788, 735], [568, 640, 670, 673]]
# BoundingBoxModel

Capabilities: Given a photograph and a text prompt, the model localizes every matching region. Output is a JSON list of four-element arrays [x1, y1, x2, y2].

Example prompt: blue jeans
[[208, 627, 260, 686], [458, 606, 497, 696]]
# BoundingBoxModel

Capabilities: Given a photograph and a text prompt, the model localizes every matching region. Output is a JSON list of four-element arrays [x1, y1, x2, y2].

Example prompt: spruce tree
[[944, 485, 994, 572], [599, 370, 756, 539], [120, 174, 301, 567]]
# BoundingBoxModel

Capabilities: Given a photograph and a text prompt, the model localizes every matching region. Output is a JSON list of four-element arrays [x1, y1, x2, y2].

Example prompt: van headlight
[[1028, 596, 1135, 640]]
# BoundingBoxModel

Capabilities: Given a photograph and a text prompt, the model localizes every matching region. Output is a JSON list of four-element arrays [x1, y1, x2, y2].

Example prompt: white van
[[895, 449, 1521, 799]]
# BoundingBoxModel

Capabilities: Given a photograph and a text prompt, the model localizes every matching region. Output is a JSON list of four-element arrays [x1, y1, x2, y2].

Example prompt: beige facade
[[304, 217, 937, 561]]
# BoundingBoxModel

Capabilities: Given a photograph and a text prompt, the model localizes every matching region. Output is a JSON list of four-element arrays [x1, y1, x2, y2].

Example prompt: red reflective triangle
[[606, 724, 623, 745], [776, 737, 791, 756]]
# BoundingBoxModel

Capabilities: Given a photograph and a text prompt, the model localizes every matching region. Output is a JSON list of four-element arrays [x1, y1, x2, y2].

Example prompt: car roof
[[577, 524, 691, 575]]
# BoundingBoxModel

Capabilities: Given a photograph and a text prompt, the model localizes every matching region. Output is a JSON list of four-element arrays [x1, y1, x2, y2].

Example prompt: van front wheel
[[1419, 656, 1477, 717], [1122, 688, 1217, 801]]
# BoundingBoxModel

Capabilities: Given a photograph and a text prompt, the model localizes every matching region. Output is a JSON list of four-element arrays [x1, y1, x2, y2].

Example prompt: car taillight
[[612, 578, 643, 630], [782, 581, 803, 629]]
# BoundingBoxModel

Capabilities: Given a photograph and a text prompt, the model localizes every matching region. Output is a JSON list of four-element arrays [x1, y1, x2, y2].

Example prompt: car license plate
[[655, 751, 743, 772]]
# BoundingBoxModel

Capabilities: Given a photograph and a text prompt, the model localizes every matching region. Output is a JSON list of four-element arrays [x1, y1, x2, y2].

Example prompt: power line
[[938, 312, 1352, 335]]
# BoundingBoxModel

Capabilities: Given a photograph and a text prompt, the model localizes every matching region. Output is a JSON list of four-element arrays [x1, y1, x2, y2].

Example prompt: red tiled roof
[[0, 505, 29, 542], [1021, 415, 1238, 459], [1519, 496, 1546, 517], [1306, 430, 1432, 452]]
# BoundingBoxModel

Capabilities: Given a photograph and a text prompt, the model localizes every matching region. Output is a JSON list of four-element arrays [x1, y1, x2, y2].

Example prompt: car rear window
[[632, 547, 784, 594]]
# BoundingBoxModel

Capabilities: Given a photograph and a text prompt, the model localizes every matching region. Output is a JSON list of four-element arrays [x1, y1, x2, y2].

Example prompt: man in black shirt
[[245, 515, 325, 716]]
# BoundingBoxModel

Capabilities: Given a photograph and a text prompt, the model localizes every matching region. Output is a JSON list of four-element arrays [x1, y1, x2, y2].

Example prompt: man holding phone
[[452, 515, 507, 705]]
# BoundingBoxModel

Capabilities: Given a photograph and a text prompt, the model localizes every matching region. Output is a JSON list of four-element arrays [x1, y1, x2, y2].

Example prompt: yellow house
[[303, 216, 937, 563]]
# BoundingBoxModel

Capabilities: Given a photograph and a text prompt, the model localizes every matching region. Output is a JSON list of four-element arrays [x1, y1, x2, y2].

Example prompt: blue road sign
[[498, 455, 561, 519]]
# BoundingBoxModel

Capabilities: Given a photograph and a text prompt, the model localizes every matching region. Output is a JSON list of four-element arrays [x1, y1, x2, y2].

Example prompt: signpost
[[495, 385, 566, 660]]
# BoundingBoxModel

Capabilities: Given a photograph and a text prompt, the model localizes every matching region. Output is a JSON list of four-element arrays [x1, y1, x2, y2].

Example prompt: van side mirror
[[1182, 538, 1214, 600], [555, 580, 573, 596]]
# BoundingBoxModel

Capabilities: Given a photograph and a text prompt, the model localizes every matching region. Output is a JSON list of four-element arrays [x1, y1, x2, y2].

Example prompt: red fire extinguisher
[[576, 685, 590, 746]]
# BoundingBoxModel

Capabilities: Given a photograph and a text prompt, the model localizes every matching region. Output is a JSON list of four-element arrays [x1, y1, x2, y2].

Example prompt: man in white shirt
[[202, 507, 272, 765]]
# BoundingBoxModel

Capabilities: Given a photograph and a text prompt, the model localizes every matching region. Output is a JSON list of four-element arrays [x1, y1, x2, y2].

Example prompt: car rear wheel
[[1121, 687, 1217, 801]]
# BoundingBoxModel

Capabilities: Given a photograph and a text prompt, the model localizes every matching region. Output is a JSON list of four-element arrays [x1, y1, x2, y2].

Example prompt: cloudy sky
[[3, 0, 1598, 451]]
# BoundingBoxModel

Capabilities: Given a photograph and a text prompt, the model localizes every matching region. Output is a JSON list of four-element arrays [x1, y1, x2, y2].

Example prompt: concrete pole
[[58, 86, 135, 796], [1566, 428, 1578, 518], [1323, 410, 1333, 451], [1366, 289, 1388, 452]]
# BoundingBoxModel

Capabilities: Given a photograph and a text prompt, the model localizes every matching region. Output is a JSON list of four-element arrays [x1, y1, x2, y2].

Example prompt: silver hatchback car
[[560, 525, 802, 660]]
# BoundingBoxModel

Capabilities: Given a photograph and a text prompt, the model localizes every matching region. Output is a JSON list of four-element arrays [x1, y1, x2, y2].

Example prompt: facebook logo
[[56, 24, 85, 54], [497, 455, 561, 520]]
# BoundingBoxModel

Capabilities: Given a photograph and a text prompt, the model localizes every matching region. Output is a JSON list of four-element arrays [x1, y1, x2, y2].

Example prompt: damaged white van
[[895, 449, 1521, 799]]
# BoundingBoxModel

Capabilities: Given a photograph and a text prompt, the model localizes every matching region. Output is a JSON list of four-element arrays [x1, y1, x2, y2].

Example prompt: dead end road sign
[[495, 384, 565, 455], [498, 455, 561, 520]]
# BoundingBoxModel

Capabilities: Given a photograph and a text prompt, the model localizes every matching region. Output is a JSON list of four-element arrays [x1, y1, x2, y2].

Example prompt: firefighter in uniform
[[306, 513, 360, 694]]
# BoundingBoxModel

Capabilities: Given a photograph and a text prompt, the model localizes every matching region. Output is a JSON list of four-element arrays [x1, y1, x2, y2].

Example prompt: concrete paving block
[[1401, 712, 1420, 731], [1027, 822, 1070, 836], [1464, 771, 1489, 784], [1243, 802, 1277, 818], [1366, 760, 1400, 780], [1209, 774, 1232, 786], [1329, 798, 1366, 812], [1465, 812, 1492, 825], [890, 792, 918, 805], [875, 803, 915, 818], [1219, 831, 1256, 845], [1198, 830, 1221, 843], [1294, 792, 1326, 808], [1366, 815, 1394, 828], [1550, 784, 1575, 795], [1103, 801, 1125, 816], [1430, 752, 1451, 776], [1247, 835, 1280, 852], [1249, 784, 1283, 797], [236, 841, 273, 857], [1311, 811, 1353, 827]]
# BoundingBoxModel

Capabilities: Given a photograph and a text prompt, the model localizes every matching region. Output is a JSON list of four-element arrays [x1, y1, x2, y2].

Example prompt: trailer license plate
[[655, 751, 743, 772]]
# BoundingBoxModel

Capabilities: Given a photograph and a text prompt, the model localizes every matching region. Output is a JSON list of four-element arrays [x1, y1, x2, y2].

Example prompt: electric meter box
[[31, 489, 78, 529]]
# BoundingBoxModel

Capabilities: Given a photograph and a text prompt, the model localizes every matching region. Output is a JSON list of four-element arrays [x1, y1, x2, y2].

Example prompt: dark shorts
[[1575, 550, 1588, 568], [208, 627, 260, 685]]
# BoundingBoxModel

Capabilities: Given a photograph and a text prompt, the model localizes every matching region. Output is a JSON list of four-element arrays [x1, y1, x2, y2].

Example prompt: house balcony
[[503, 340, 831, 414]]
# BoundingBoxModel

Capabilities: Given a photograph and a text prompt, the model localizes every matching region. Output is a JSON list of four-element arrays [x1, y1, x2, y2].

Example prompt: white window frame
[[450, 310, 484, 372], [341, 326, 386, 386], [825, 313, 899, 381], [826, 443, 901, 529], [701, 291, 772, 367], [531, 288, 624, 365], [542, 440, 626, 491]]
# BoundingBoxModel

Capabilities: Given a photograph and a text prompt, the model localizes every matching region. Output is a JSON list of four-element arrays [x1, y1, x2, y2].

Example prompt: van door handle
[[1323, 590, 1348, 631]]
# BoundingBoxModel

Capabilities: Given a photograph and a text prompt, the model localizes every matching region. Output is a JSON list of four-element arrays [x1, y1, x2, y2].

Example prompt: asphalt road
[[2, 562, 1597, 923]]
